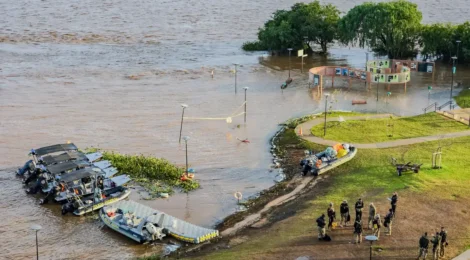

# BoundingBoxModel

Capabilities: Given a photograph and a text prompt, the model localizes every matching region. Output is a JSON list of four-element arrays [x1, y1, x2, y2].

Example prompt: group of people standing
[[316, 192, 399, 243], [418, 228, 448, 259]]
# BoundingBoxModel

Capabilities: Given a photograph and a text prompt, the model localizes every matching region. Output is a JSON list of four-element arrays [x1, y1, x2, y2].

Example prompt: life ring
[[234, 192, 243, 200]]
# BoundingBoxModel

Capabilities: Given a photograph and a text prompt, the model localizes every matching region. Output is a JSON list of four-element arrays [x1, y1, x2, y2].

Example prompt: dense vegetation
[[85, 148, 199, 194], [244, 0, 469, 61], [455, 89, 470, 108]]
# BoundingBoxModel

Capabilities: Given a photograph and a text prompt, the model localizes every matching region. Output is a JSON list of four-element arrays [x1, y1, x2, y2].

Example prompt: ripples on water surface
[[1, 0, 470, 258]]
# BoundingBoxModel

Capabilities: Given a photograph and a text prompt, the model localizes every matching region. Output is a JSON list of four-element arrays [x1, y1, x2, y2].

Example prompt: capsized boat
[[100, 200, 219, 244], [300, 143, 357, 176]]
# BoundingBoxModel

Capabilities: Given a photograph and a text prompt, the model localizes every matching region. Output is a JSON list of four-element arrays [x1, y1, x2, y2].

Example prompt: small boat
[[100, 200, 219, 244], [352, 100, 367, 105], [300, 144, 357, 176], [61, 186, 131, 216]]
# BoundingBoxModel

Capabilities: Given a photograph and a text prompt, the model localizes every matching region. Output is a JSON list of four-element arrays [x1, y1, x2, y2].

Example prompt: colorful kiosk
[[309, 59, 435, 95]]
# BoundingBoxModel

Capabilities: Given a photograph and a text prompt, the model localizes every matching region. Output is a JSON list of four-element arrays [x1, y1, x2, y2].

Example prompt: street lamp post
[[428, 86, 432, 106], [324, 94, 329, 137], [287, 48, 293, 78], [183, 136, 190, 174], [365, 235, 378, 260], [179, 104, 188, 144], [233, 63, 239, 94], [243, 87, 249, 123], [451, 56, 457, 104], [31, 224, 42, 260]]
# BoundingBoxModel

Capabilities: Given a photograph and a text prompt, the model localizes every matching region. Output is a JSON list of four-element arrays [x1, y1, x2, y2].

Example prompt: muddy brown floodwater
[[1, 0, 470, 259]]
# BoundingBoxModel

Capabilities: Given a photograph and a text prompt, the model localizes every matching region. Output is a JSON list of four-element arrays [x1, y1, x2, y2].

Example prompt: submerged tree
[[420, 23, 457, 61], [338, 0, 422, 59], [242, 1, 340, 54]]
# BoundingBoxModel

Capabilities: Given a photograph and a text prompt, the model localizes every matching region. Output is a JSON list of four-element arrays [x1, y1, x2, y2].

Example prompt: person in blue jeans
[[16, 160, 33, 175]]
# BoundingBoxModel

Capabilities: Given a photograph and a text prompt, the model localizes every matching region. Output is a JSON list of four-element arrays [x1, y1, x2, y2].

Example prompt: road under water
[[1, 0, 470, 259]]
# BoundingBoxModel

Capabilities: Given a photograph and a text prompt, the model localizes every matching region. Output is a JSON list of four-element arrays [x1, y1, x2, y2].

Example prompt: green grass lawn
[[455, 89, 470, 108], [194, 130, 470, 260], [310, 112, 468, 143]]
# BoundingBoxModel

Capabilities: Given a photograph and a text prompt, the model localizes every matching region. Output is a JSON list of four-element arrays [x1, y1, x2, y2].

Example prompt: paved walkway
[[295, 114, 470, 149]]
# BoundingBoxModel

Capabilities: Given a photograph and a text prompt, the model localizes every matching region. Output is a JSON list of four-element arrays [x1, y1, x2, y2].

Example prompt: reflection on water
[[2, 0, 470, 258]]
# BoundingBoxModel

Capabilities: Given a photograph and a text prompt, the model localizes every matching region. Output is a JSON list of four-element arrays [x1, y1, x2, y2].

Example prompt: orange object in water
[[181, 175, 189, 181], [333, 143, 343, 152]]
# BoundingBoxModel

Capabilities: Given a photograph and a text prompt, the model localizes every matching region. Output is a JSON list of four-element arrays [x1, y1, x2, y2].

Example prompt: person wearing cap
[[355, 198, 364, 221], [439, 227, 448, 257], [316, 213, 327, 240], [353, 219, 363, 244], [368, 203, 377, 229], [340, 200, 350, 227], [418, 232, 430, 260], [431, 231, 441, 259], [327, 202, 336, 230]]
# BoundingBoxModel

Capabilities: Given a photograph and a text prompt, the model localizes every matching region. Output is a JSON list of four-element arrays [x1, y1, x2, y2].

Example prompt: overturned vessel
[[100, 200, 219, 244], [300, 143, 357, 176]]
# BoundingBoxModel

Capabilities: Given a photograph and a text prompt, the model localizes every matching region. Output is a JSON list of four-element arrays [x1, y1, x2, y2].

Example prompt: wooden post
[[332, 75, 334, 87]]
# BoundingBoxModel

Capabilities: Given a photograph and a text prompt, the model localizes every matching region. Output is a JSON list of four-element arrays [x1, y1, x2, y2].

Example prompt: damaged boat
[[100, 200, 219, 244], [300, 143, 357, 176]]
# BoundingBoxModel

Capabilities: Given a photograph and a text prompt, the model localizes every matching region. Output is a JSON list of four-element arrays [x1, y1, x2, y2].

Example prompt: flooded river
[[1, 0, 470, 259]]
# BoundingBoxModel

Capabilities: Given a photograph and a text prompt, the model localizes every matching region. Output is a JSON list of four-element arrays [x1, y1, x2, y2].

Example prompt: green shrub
[[242, 41, 266, 51]]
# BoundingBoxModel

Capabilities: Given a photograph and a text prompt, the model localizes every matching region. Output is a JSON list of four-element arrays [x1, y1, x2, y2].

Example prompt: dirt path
[[295, 114, 470, 149]]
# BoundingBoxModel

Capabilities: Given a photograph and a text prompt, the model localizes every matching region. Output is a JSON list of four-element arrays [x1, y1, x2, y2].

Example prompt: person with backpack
[[439, 227, 448, 257], [368, 203, 377, 229], [431, 232, 441, 260], [316, 214, 327, 240], [418, 232, 430, 260], [340, 200, 350, 227], [391, 192, 398, 216], [355, 198, 364, 221], [327, 202, 336, 230], [372, 214, 381, 239], [384, 209, 393, 235], [353, 219, 363, 244]]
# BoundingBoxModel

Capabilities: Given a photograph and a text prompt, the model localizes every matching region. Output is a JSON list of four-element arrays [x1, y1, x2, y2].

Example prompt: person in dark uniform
[[327, 202, 336, 230], [418, 232, 430, 260], [391, 192, 398, 216], [384, 209, 394, 235], [316, 214, 326, 240], [439, 227, 448, 257], [431, 232, 441, 259], [353, 220, 363, 244], [355, 198, 364, 221], [340, 200, 350, 227]]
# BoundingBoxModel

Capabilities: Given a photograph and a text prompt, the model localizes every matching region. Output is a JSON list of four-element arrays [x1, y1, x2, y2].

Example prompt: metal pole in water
[[183, 136, 189, 173], [179, 104, 188, 144], [243, 87, 249, 123], [233, 63, 238, 94], [287, 48, 293, 78], [31, 224, 41, 260]]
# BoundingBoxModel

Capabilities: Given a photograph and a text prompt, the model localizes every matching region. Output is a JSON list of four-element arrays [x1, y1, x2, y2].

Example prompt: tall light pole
[[31, 224, 42, 260], [233, 63, 239, 94], [179, 104, 188, 144], [450, 56, 457, 104], [243, 87, 249, 123], [365, 52, 369, 87], [183, 136, 190, 174], [324, 93, 329, 137], [287, 48, 293, 78], [428, 86, 432, 106], [377, 81, 379, 102]]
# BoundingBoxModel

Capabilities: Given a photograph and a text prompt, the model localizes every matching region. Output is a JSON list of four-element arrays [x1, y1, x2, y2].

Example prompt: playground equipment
[[309, 59, 435, 96]]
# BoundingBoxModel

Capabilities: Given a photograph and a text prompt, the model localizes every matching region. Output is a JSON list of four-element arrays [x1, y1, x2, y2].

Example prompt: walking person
[[368, 203, 376, 229], [353, 219, 363, 244], [432, 232, 441, 260], [391, 192, 398, 217], [340, 200, 350, 227], [316, 214, 326, 240], [384, 209, 393, 235], [417, 232, 430, 260], [372, 214, 381, 240], [355, 198, 364, 221], [439, 227, 448, 257], [327, 202, 336, 230]]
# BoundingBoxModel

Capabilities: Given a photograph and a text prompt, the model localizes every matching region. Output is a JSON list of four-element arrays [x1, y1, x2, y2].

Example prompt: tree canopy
[[243, 1, 340, 54], [338, 0, 422, 59]]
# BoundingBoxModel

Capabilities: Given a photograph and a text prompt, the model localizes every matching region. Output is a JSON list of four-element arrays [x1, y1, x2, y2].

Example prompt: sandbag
[[337, 149, 348, 158], [333, 143, 343, 152]]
